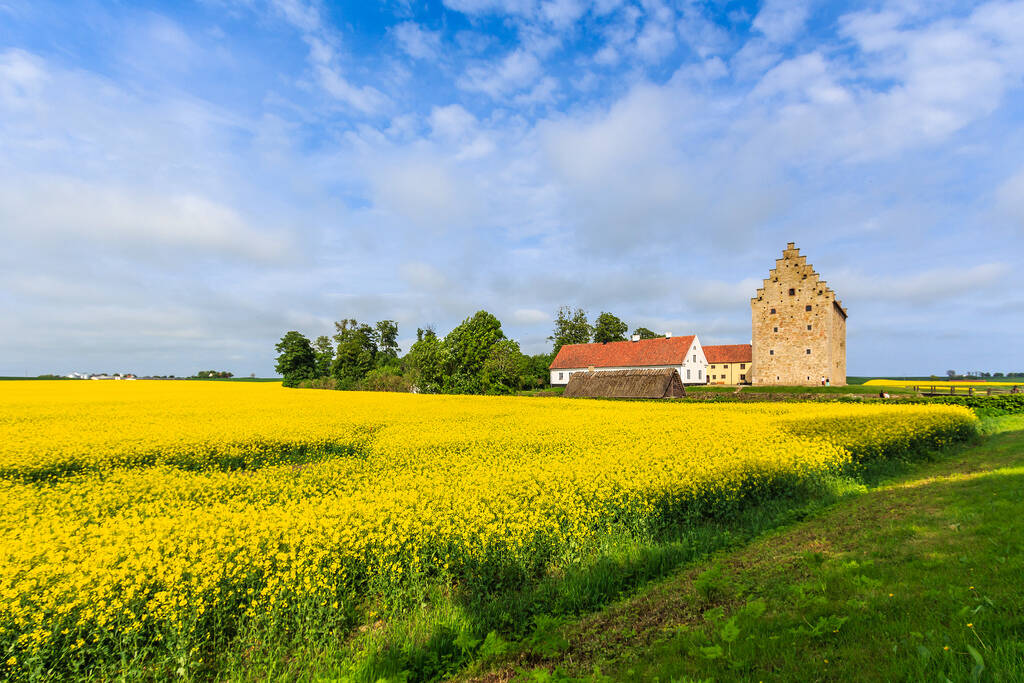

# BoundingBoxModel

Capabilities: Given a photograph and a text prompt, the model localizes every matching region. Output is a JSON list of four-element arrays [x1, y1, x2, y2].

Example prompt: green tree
[[312, 335, 334, 378], [332, 319, 378, 388], [442, 310, 506, 392], [632, 326, 660, 340], [374, 320, 400, 367], [593, 312, 628, 343], [520, 352, 554, 389], [405, 328, 443, 392], [483, 339, 528, 393], [274, 331, 316, 388], [549, 306, 591, 355]]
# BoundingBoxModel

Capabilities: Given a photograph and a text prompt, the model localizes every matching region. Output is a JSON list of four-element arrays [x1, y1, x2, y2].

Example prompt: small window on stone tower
[[806, 349, 811, 354], [788, 288, 795, 295], [769, 349, 774, 356], [818, 290, 823, 295], [770, 308, 776, 314], [807, 324, 812, 331], [773, 326, 778, 332], [805, 305, 812, 311]]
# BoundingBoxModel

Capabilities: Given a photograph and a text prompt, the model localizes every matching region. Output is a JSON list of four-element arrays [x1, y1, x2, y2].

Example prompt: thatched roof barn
[[563, 368, 686, 399]]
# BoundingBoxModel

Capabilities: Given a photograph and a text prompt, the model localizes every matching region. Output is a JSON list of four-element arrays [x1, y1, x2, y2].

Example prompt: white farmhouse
[[549, 334, 708, 386]]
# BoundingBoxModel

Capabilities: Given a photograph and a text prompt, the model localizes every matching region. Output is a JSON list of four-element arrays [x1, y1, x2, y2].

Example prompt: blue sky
[[1, 0, 1022, 377]]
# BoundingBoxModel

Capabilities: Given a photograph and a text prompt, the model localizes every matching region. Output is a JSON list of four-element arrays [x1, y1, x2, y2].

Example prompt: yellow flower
[[0, 380, 978, 676]]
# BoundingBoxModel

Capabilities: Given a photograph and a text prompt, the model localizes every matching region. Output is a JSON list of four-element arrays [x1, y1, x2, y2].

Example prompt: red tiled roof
[[703, 344, 752, 364], [549, 336, 696, 369]]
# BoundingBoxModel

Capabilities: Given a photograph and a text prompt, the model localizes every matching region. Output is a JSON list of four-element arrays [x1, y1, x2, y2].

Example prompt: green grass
[[471, 416, 1024, 682]]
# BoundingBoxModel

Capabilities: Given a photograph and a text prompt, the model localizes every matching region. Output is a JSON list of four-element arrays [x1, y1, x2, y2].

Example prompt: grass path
[[465, 416, 1024, 682]]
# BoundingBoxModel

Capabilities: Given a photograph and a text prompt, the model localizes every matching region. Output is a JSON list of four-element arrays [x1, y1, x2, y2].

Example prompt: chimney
[[665, 332, 672, 338], [631, 334, 640, 342]]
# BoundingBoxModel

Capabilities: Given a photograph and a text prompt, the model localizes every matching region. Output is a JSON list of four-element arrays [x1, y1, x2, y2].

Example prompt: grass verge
[[468, 415, 1024, 682]]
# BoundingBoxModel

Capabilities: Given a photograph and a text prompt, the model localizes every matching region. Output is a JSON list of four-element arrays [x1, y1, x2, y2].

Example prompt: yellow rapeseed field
[[0, 381, 977, 677], [863, 379, 1022, 388]]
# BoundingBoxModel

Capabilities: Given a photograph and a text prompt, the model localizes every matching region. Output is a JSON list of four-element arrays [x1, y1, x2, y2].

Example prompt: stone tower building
[[750, 243, 847, 386]]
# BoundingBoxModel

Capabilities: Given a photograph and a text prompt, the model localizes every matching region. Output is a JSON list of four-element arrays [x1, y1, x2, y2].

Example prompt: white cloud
[[367, 156, 482, 231], [267, 0, 322, 32], [634, 21, 676, 62], [540, 0, 586, 28], [305, 37, 390, 114], [442, 0, 536, 16], [392, 22, 443, 60], [837, 263, 1011, 304], [996, 168, 1024, 231], [514, 75, 559, 105], [0, 48, 47, 109], [676, 5, 731, 58], [751, 52, 851, 105], [751, 0, 810, 44], [401, 262, 449, 290], [513, 308, 550, 323], [0, 176, 290, 260], [458, 49, 543, 97], [430, 104, 478, 140]]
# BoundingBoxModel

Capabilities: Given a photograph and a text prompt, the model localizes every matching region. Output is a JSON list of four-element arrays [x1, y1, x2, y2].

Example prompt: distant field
[[0, 376, 282, 382], [864, 379, 1022, 388], [687, 384, 917, 396], [187, 377, 282, 382]]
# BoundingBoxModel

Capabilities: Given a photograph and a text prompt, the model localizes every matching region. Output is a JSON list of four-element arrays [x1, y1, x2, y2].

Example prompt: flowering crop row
[[0, 382, 977, 678]]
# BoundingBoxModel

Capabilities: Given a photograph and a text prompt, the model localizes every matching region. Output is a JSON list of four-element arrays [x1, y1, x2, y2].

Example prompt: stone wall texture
[[750, 243, 847, 386]]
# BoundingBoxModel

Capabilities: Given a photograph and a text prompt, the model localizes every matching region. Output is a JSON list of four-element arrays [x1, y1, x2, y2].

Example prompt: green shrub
[[358, 368, 413, 393]]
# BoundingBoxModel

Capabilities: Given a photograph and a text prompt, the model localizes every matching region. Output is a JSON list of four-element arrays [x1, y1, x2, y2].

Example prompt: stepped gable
[[549, 335, 696, 369], [753, 244, 847, 318]]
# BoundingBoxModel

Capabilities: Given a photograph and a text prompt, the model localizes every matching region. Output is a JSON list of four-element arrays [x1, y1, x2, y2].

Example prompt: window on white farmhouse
[[692, 354, 696, 362], [687, 369, 691, 379], [558, 372, 563, 380]]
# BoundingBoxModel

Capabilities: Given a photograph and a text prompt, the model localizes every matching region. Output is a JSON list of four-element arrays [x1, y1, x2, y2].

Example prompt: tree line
[[548, 306, 662, 353], [275, 307, 663, 393]]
